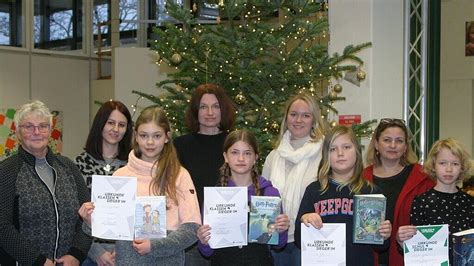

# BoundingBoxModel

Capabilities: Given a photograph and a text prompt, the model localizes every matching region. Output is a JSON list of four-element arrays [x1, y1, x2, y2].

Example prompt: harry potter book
[[248, 196, 281, 245], [353, 194, 386, 245]]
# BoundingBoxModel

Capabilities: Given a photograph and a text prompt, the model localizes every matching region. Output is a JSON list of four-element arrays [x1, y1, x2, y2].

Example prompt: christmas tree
[[133, 1, 375, 162]]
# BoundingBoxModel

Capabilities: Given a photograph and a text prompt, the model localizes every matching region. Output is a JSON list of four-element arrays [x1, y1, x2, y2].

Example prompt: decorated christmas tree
[[133, 1, 375, 161]]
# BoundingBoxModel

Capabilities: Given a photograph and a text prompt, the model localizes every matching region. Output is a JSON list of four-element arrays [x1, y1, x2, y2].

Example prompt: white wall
[[0, 50, 95, 159], [440, 0, 474, 154], [114, 47, 174, 116], [329, 0, 405, 147]]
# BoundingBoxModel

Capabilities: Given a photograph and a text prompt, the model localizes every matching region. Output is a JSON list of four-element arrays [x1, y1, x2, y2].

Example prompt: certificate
[[91, 175, 137, 241], [203, 186, 248, 249], [403, 224, 449, 266], [301, 223, 346, 266]]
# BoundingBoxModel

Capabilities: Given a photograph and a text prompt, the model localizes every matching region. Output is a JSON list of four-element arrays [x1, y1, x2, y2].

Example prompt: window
[[34, 0, 83, 51], [0, 0, 23, 47]]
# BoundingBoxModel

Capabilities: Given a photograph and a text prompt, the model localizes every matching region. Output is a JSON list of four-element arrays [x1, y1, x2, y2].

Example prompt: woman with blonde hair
[[262, 93, 327, 265], [363, 118, 434, 265]]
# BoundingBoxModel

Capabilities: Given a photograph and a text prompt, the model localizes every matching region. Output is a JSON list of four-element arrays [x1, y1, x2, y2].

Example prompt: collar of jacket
[[18, 145, 55, 167]]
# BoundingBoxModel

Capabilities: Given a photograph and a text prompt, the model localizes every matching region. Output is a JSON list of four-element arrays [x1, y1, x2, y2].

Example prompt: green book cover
[[353, 194, 386, 245]]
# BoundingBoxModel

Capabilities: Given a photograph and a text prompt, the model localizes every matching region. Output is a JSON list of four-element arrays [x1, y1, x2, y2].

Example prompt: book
[[300, 223, 346, 266], [248, 196, 281, 245], [353, 194, 386, 244], [403, 224, 449, 266], [134, 196, 167, 239], [453, 228, 474, 266]]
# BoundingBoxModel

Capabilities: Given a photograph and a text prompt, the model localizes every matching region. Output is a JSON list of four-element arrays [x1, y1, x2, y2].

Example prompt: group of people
[[0, 83, 472, 266]]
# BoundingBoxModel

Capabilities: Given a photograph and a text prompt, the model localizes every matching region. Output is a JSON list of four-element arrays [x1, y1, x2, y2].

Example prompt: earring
[[376, 149, 379, 156]]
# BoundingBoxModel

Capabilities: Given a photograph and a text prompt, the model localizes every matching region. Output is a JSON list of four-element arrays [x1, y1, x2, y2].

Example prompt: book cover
[[353, 194, 386, 245], [453, 228, 474, 266], [248, 196, 281, 245], [134, 196, 167, 239]]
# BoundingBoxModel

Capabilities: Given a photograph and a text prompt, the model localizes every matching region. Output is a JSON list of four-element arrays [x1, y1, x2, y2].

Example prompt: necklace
[[103, 156, 117, 173]]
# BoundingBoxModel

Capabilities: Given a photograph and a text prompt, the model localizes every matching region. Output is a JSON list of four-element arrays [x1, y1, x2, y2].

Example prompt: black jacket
[[0, 146, 92, 265]]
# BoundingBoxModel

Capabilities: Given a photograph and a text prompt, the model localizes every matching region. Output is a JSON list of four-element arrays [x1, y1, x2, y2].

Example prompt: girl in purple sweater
[[197, 130, 290, 265]]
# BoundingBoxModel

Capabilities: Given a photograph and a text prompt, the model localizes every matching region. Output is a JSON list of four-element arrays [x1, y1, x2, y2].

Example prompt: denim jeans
[[271, 242, 301, 266]]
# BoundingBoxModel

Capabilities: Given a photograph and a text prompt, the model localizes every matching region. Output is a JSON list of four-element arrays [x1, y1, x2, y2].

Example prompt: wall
[[114, 47, 175, 117], [440, 0, 474, 154], [329, 0, 405, 148], [0, 49, 96, 159]]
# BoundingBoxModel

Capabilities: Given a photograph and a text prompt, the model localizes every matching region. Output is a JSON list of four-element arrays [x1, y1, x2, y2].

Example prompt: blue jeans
[[271, 242, 301, 266], [81, 257, 97, 266]]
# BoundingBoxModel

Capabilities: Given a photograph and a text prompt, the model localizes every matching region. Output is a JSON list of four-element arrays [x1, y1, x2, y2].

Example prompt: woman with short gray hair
[[0, 100, 92, 265]]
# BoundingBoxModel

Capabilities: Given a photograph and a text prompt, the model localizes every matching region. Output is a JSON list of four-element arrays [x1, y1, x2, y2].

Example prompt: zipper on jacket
[[35, 160, 60, 260]]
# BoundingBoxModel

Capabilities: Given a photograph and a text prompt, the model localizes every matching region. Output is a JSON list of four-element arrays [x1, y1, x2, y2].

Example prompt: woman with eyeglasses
[[75, 100, 133, 266], [0, 100, 92, 266], [363, 118, 434, 266]]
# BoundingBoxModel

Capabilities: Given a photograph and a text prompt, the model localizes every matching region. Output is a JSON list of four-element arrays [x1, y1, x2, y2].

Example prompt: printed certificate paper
[[403, 224, 449, 266], [91, 175, 137, 241], [301, 223, 346, 266], [203, 187, 248, 249]]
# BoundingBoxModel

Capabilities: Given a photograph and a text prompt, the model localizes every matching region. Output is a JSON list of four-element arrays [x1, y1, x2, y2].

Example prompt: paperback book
[[134, 196, 167, 239], [453, 228, 474, 266], [353, 194, 386, 245], [248, 196, 281, 245]]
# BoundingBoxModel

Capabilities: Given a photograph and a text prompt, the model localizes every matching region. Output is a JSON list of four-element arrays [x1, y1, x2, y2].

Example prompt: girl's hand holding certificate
[[197, 224, 212, 245], [79, 202, 95, 226], [301, 213, 323, 229]]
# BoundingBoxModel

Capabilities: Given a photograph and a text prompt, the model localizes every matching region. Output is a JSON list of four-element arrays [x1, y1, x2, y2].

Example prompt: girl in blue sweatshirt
[[295, 125, 392, 266], [197, 129, 289, 265]]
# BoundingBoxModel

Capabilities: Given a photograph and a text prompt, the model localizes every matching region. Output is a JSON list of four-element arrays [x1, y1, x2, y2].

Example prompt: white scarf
[[268, 130, 323, 240]]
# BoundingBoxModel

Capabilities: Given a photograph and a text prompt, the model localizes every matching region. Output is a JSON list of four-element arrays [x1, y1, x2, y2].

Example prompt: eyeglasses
[[19, 123, 51, 133], [379, 118, 406, 127]]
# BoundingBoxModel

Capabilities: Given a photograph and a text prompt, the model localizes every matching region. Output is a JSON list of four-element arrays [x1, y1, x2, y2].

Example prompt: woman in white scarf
[[262, 93, 327, 266]]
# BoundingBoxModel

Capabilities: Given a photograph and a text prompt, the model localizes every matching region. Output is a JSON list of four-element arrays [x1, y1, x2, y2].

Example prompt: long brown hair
[[219, 129, 261, 195], [185, 83, 236, 133], [133, 106, 181, 204], [318, 125, 372, 194]]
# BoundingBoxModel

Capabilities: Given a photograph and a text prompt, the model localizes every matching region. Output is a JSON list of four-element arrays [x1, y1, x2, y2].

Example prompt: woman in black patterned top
[[399, 138, 474, 264], [75, 100, 133, 266]]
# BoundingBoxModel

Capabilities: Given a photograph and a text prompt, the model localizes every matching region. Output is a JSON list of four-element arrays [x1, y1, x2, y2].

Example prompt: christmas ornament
[[357, 69, 366, 81], [333, 84, 343, 94], [234, 92, 247, 105], [270, 121, 280, 134], [309, 83, 316, 93], [192, 3, 198, 12], [330, 120, 337, 128], [219, 0, 224, 6], [297, 65, 304, 74], [171, 53, 182, 64], [329, 90, 338, 100]]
